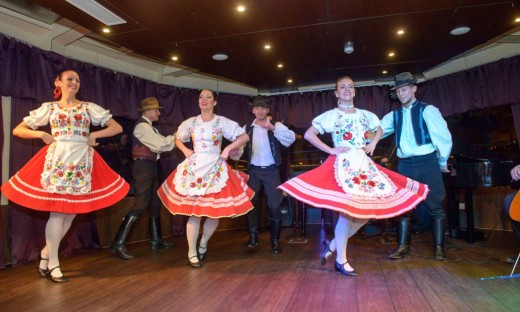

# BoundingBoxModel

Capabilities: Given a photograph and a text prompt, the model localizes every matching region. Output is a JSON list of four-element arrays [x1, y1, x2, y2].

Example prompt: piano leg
[[285, 196, 308, 243], [465, 188, 476, 243], [447, 188, 460, 238], [446, 187, 482, 243]]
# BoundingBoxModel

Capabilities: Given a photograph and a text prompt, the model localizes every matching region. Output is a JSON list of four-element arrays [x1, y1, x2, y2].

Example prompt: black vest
[[393, 100, 432, 149], [132, 118, 158, 161], [246, 120, 282, 166]]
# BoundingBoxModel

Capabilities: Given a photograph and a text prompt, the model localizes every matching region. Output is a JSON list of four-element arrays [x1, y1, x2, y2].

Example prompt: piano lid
[[447, 151, 515, 188]]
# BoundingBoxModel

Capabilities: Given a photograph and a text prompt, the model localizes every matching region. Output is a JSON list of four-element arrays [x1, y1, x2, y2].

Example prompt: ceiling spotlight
[[344, 41, 354, 54], [212, 53, 228, 61], [450, 26, 471, 35]]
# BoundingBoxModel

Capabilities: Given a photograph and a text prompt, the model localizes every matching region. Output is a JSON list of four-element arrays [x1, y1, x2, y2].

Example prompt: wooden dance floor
[[1, 225, 520, 312]]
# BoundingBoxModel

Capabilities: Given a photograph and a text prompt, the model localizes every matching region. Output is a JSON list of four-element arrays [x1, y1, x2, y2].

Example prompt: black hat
[[249, 96, 270, 108], [391, 72, 416, 90]]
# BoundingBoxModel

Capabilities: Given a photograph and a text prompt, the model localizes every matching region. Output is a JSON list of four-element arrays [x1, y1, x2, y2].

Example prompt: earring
[[53, 87, 61, 99]]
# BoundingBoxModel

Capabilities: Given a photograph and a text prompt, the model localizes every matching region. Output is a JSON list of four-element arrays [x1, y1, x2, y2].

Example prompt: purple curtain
[[418, 56, 520, 117]]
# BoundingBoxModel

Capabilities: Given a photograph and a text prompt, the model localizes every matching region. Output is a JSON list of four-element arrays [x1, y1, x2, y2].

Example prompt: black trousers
[[127, 159, 161, 218], [247, 165, 283, 234], [398, 152, 446, 219]]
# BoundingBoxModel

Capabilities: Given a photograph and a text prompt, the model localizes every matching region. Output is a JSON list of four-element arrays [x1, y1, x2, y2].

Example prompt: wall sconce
[[344, 41, 354, 54]]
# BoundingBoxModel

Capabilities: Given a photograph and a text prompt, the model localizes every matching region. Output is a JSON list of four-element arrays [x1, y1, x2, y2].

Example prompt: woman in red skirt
[[158, 89, 253, 268], [1, 70, 129, 282], [278, 76, 429, 276]]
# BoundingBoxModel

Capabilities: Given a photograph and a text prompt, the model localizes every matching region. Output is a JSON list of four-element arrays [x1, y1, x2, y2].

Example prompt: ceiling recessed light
[[397, 30, 404, 35], [388, 52, 395, 57], [277, 63, 283, 68], [102, 28, 110, 33], [171, 56, 178, 61], [450, 26, 471, 35], [287, 79, 293, 83], [515, 17, 520, 23], [212, 53, 228, 61], [264, 44, 271, 50], [382, 70, 388, 74], [237, 5, 245, 12]]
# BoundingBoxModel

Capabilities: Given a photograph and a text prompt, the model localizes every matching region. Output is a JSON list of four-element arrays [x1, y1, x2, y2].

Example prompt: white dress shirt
[[380, 103, 452, 167], [133, 116, 175, 160]]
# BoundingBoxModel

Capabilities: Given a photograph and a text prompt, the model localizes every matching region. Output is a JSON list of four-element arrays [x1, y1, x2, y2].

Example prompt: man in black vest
[[111, 97, 176, 259], [381, 72, 452, 261], [244, 96, 295, 253]]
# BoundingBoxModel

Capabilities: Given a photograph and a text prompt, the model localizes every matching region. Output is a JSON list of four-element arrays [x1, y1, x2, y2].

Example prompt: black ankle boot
[[433, 217, 446, 261], [271, 240, 281, 254], [387, 216, 411, 259], [150, 217, 174, 249], [246, 232, 258, 248], [111, 215, 138, 260]]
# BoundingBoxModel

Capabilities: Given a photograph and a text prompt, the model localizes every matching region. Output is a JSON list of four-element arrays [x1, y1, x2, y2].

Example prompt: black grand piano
[[444, 154, 516, 243]]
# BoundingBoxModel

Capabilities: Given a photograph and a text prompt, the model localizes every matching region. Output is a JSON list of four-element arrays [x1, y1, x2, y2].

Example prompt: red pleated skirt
[[1, 145, 130, 214], [158, 163, 254, 218], [278, 156, 429, 219]]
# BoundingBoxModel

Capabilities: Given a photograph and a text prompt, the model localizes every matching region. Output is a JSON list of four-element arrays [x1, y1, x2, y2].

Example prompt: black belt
[[400, 151, 436, 160], [250, 164, 276, 169]]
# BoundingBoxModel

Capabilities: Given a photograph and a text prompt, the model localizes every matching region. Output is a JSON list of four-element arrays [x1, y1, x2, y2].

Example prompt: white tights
[[329, 214, 367, 266], [39, 212, 76, 277], [186, 216, 219, 262]]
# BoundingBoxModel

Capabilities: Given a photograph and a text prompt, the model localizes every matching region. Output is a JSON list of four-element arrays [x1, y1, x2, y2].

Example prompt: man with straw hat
[[111, 97, 176, 259]]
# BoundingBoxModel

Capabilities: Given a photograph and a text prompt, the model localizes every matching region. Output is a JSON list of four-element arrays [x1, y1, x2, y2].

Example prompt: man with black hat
[[380, 72, 452, 261], [111, 97, 176, 259], [243, 96, 295, 253]]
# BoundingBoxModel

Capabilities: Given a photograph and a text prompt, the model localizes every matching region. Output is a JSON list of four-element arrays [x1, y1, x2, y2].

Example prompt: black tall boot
[[111, 215, 138, 260], [386, 216, 411, 259], [150, 217, 175, 250], [433, 217, 446, 261], [246, 209, 259, 248], [270, 219, 282, 254]]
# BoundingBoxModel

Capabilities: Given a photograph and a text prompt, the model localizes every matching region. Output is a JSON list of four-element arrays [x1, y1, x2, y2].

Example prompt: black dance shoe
[[320, 240, 333, 265], [334, 261, 357, 276], [188, 255, 202, 268], [47, 266, 69, 283], [506, 255, 518, 264], [198, 246, 207, 261], [37, 254, 49, 278]]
